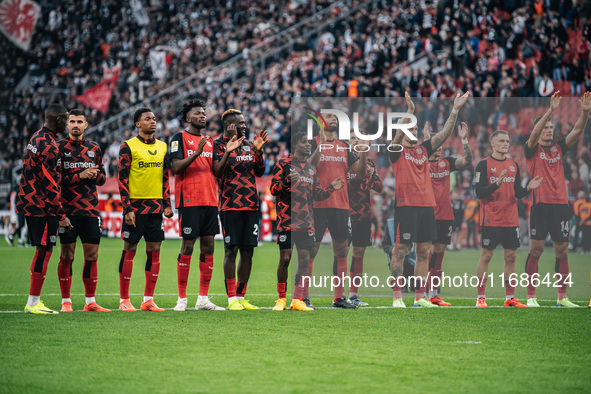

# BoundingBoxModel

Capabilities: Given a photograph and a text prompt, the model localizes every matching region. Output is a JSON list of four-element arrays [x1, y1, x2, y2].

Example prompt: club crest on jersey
[[207, 141, 212, 147], [279, 235, 287, 242], [64, 152, 72, 157], [439, 161, 446, 167], [243, 146, 250, 152], [308, 169, 314, 175], [551, 146, 557, 152], [148, 149, 157, 156], [510, 166, 515, 172], [416, 148, 423, 154], [88, 151, 95, 158]]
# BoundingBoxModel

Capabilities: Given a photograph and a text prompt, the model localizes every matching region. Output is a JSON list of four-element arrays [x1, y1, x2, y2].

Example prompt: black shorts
[[481, 226, 520, 250], [314, 208, 351, 242], [219, 210, 259, 247], [350, 220, 372, 247], [529, 203, 570, 243], [435, 220, 453, 245], [179, 206, 219, 239], [394, 206, 437, 244], [59, 216, 101, 245], [122, 214, 164, 244], [277, 231, 316, 250], [26, 216, 59, 247], [452, 215, 463, 232]]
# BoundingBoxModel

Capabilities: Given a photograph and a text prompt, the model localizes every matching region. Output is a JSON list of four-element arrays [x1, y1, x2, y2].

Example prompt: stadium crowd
[[2, 0, 591, 257]]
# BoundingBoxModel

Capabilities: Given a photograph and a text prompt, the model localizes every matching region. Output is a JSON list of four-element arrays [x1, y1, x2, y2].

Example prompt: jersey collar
[[136, 135, 156, 145]]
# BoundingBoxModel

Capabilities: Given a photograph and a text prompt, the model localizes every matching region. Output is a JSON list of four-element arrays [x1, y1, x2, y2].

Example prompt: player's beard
[[190, 120, 205, 131]]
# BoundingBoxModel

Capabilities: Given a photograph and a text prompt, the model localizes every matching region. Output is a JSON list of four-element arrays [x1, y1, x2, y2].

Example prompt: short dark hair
[[45, 104, 68, 118], [532, 116, 551, 127], [180, 98, 206, 122], [69, 108, 87, 119], [134, 107, 153, 123], [490, 130, 509, 140], [291, 131, 308, 147]]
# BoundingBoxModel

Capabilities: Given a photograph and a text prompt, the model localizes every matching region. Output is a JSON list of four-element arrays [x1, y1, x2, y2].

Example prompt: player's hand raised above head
[[253, 129, 269, 151], [527, 176, 543, 191], [423, 121, 431, 140], [331, 176, 345, 190], [458, 122, 469, 140], [550, 91, 562, 111], [453, 91, 470, 110], [579, 91, 591, 112], [405, 91, 415, 114], [226, 135, 245, 152]]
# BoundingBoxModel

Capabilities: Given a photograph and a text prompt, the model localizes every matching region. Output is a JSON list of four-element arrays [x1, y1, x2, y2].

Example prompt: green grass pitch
[[0, 238, 590, 392]]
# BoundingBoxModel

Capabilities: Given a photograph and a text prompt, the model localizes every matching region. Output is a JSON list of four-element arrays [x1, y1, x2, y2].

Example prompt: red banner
[[74, 70, 120, 113], [0, 0, 40, 51]]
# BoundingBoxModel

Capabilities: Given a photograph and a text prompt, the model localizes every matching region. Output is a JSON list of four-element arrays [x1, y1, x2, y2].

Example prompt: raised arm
[[565, 91, 591, 149], [454, 122, 473, 170], [430, 92, 469, 151], [527, 91, 561, 149]]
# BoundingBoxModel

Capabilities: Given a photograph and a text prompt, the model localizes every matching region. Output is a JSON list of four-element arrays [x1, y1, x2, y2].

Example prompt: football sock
[[29, 250, 51, 298], [392, 277, 403, 299], [415, 276, 428, 301], [277, 282, 287, 299], [85, 297, 95, 305], [27, 295, 40, 307], [525, 254, 539, 298], [118, 250, 135, 299], [177, 254, 191, 299], [556, 257, 569, 299], [505, 279, 515, 300], [333, 256, 347, 301], [82, 259, 97, 298], [225, 278, 237, 299], [293, 275, 304, 300], [236, 282, 248, 298], [428, 252, 444, 297], [144, 251, 160, 297], [303, 257, 314, 298], [143, 296, 153, 303], [62, 298, 72, 304], [349, 256, 363, 296], [199, 253, 213, 296], [477, 277, 487, 298], [57, 257, 73, 299]]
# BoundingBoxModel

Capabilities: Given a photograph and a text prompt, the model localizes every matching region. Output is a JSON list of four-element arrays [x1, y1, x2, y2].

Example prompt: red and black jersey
[[16, 126, 66, 220], [389, 140, 436, 207], [429, 157, 457, 220], [270, 155, 333, 232], [169, 131, 217, 208], [347, 157, 383, 222], [213, 135, 264, 212], [118, 135, 171, 215], [524, 138, 569, 205], [310, 137, 358, 209], [475, 156, 528, 227], [58, 136, 105, 217]]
